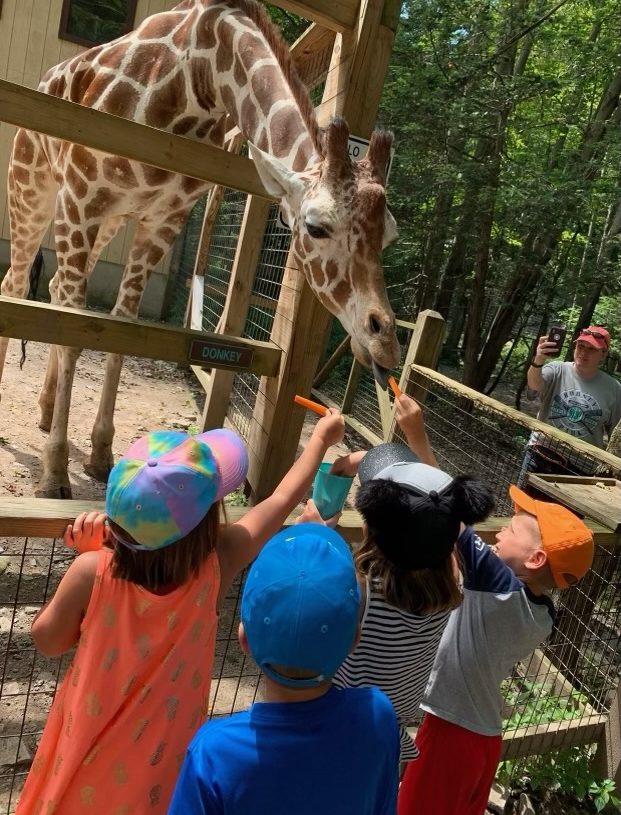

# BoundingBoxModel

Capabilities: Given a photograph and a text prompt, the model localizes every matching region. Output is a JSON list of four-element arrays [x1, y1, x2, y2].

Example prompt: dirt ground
[[0, 341, 208, 501]]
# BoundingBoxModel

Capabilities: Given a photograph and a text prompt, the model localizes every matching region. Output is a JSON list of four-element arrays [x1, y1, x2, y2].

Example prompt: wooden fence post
[[388, 309, 445, 441]]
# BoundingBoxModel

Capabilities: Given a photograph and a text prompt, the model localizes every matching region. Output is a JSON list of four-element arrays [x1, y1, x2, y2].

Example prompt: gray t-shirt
[[533, 361, 621, 448], [422, 528, 554, 736]]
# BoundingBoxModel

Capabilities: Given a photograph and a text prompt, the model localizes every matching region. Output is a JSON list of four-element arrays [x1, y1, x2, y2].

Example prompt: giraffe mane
[[220, 0, 323, 156]]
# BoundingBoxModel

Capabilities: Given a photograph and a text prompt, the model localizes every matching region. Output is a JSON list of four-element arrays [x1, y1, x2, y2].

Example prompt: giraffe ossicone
[[0, 0, 400, 498]]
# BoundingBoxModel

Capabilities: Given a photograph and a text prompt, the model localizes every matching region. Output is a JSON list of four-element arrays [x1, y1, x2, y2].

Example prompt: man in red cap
[[525, 325, 620, 458]]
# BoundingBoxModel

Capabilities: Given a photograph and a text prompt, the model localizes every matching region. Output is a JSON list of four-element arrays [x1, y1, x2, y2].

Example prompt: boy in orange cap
[[398, 485, 594, 815]]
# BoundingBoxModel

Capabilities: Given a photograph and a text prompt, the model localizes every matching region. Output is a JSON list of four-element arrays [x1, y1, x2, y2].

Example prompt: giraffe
[[0, 0, 400, 498]]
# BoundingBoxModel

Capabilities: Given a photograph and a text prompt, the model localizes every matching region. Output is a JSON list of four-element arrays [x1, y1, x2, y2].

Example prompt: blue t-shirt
[[168, 685, 399, 815]]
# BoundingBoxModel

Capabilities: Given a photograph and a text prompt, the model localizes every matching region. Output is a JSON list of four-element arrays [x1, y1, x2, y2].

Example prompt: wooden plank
[[0, 497, 363, 545], [405, 715, 607, 760], [0, 296, 281, 376], [412, 364, 621, 473], [375, 379, 393, 440], [0, 78, 271, 199], [0, 499, 616, 550], [342, 359, 363, 414], [268, 0, 357, 32], [500, 715, 607, 760], [388, 309, 446, 443], [290, 23, 336, 89], [526, 474, 621, 531], [190, 275, 205, 331], [190, 364, 211, 393]]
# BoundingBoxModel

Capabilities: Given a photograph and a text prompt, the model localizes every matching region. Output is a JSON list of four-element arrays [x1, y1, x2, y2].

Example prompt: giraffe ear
[[382, 209, 398, 249], [249, 143, 304, 202]]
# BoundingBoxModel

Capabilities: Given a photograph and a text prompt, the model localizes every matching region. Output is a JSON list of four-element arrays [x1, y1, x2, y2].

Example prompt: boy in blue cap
[[168, 523, 399, 815]]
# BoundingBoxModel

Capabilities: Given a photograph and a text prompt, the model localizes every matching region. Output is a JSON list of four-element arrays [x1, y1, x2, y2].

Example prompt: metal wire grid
[[0, 535, 263, 815], [201, 190, 248, 332], [317, 321, 416, 443], [161, 196, 207, 326], [0, 536, 72, 814], [228, 205, 291, 444], [499, 540, 620, 767]]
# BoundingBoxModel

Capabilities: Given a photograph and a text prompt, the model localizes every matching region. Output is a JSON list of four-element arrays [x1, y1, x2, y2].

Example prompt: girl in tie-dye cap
[[17, 413, 345, 815]]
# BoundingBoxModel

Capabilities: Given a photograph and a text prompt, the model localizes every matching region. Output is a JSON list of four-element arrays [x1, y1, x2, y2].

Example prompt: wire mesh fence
[[228, 205, 291, 443], [0, 530, 262, 815]]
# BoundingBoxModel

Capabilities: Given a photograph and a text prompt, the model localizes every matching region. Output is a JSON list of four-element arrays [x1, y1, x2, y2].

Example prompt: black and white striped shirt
[[333, 578, 450, 761]]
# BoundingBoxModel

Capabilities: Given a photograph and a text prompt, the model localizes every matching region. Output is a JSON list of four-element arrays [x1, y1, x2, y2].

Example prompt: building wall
[[0, 0, 182, 317]]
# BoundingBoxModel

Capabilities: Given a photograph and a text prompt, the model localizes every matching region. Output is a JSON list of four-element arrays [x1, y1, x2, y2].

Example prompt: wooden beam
[[313, 388, 383, 446], [410, 364, 621, 473], [0, 499, 615, 550], [0, 497, 363, 546], [313, 335, 351, 386], [290, 23, 336, 88], [268, 0, 358, 32], [0, 297, 280, 377], [0, 79, 270, 200], [500, 715, 607, 760]]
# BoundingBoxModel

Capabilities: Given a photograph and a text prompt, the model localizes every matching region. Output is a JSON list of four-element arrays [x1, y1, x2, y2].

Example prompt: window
[[59, 0, 138, 48]]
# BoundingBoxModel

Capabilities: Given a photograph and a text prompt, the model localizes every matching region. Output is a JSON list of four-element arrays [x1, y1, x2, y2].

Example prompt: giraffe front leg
[[84, 352, 123, 482], [36, 345, 80, 498], [38, 346, 59, 432]]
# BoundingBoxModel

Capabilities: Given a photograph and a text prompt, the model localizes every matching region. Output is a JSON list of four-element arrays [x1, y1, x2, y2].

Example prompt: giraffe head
[[250, 118, 400, 385]]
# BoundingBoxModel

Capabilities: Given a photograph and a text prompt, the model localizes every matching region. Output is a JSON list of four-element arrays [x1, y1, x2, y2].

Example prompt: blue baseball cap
[[241, 523, 360, 688]]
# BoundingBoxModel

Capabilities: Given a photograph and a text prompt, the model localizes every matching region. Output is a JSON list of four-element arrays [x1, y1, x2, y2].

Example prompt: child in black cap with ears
[[302, 394, 496, 768]]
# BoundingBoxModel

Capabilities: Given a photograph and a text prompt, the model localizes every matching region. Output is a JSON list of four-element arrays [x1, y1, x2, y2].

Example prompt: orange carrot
[[388, 376, 401, 398], [293, 395, 328, 416]]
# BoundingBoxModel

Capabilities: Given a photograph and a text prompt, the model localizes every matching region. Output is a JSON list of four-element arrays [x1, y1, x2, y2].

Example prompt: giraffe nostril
[[368, 314, 382, 335]]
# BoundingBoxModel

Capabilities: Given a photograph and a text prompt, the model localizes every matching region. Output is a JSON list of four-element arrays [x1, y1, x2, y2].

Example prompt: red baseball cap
[[509, 486, 594, 589], [576, 326, 610, 350]]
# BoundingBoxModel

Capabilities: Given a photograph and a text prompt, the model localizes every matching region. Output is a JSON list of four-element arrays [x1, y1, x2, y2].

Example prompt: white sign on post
[[276, 135, 395, 230]]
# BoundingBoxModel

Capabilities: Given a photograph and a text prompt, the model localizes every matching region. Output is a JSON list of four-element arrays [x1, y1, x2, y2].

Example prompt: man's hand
[[64, 511, 109, 553], [533, 335, 559, 363]]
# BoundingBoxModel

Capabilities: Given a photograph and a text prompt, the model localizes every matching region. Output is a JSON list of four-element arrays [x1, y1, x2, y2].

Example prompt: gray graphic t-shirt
[[537, 362, 621, 447]]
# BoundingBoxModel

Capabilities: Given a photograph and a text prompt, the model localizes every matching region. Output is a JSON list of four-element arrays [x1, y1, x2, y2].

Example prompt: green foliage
[[225, 488, 248, 507], [375, 0, 621, 390], [498, 680, 620, 811]]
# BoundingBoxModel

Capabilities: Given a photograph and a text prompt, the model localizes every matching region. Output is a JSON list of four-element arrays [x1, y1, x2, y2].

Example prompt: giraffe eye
[[305, 222, 331, 240]]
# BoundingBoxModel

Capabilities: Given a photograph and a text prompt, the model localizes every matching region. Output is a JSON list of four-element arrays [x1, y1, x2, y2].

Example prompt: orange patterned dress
[[17, 548, 219, 815]]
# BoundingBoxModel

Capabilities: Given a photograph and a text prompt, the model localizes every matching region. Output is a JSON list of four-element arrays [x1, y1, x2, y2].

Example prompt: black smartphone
[[547, 325, 566, 356]]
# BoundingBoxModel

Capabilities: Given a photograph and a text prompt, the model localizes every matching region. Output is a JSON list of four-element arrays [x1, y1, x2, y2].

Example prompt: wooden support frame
[[0, 297, 280, 377], [269, 0, 358, 32], [0, 79, 270, 200]]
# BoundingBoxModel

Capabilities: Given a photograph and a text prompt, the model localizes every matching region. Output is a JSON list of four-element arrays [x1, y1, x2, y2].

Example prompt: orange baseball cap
[[509, 486, 594, 589]]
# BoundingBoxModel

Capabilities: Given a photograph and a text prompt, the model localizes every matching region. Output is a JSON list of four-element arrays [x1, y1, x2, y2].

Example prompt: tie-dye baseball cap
[[105, 428, 248, 550]]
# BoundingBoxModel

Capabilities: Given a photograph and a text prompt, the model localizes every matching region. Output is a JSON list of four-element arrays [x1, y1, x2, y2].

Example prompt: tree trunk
[[474, 65, 621, 389]]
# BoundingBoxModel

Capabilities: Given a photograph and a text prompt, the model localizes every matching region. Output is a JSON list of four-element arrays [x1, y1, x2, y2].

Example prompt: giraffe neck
[[191, 2, 319, 171]]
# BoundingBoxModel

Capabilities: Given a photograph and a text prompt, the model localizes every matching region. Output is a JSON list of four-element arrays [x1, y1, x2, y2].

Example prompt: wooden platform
[[527, 474, 621, 532]]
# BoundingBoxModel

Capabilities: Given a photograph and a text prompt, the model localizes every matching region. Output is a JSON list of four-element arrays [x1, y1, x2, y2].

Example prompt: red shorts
[[398, 713, 502, 815]]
